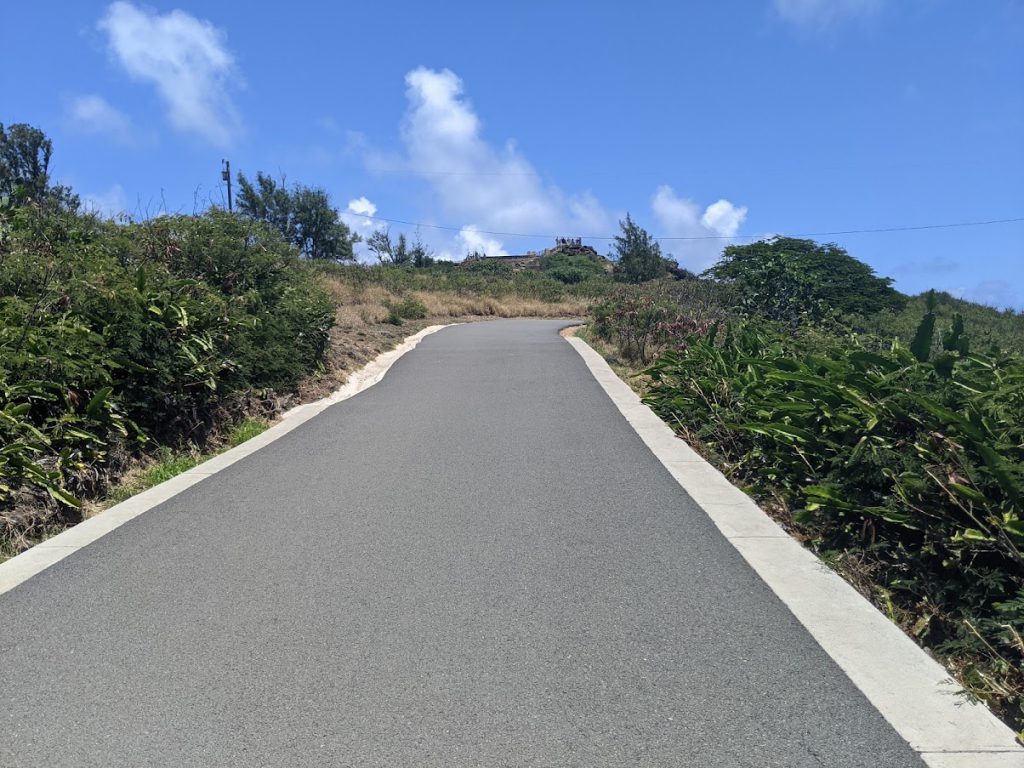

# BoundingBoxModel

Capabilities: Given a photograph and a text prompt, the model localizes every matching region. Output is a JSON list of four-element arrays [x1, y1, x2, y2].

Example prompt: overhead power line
[[339, 211, 1024, 242]]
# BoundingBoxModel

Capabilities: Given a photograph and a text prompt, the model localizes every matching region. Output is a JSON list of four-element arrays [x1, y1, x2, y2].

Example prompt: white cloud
[[701, 199, 747, 237], [98, 2, 241, 146], [82, 183, 128, 218], [68, 95, 134, 143], [457, 226, 508, 257], [347, 196, 376, 217], [393, 67, 613, 255], [651, 185, 748, 271], [356, 67, 748, 263], [773, 0, 881, 30], [341, 195, 384, 235]]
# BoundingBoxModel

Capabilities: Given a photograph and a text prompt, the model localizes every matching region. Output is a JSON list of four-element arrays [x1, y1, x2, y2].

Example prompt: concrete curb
[[0, 324, 455, 598], [565, 334, 1024, 768]]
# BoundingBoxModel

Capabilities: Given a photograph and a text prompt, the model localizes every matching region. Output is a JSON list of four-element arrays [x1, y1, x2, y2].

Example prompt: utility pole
[[221, 159, 233, 212]]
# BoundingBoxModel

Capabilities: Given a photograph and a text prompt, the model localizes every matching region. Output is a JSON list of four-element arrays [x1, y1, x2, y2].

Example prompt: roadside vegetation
[[101, 418, 268, 508], [588, 236, 1024, 734], [0, 124, 609, 563], [0, 194, 332, 552], [4, 120, 1022, 734]]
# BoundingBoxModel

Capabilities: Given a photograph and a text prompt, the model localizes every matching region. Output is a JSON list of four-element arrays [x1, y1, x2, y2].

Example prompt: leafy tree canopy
[[611, 214, 666, 283], [0, 123, 79, 210], [704, 237, 905, 324], [236, 171, 357, 261]]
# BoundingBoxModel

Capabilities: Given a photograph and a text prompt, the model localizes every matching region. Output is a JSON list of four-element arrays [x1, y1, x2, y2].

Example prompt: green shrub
[[0, 201, 333, 525], [383, 295, 428, 325], [704, 237, 905, 325], [541, 251, 607, 284], [462, 259, 513, 276], [642, 310, 1024, 728], [394, 296, 428, 320]]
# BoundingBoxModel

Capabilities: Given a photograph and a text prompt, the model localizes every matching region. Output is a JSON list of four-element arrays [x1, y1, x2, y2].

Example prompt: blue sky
[[3, 0, 1023, 307]]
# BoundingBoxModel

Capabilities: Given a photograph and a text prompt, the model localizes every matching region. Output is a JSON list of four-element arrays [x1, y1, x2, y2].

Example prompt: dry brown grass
[[323, 280, 393, 325], [320, 274, 587, 327], [410, 290, 585, 319]]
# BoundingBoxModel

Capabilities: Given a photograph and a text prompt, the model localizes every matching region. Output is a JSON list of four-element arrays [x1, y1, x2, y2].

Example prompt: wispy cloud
[[98, 2, 242, 146], [773, 0, 881, 31], [67, 94, 135, 144], [890, 257, 959, 277], [391, 67, 611, 255], [82, 183, 129, 218], [958, 279, 1020, 311]]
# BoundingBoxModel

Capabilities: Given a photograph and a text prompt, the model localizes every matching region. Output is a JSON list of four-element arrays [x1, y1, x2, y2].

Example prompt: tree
[[291, 186, 356, 261], [392, 233, 411, 265], [0, 123, 79, 210], [611, 214, 665, 283], [704, 237, 905, 324], [366, 228, 433, 266], [236, 171, 357, 261], [236, 172, 293, 240], [366, 228, 394, 263], [410, 233, 434, 268]]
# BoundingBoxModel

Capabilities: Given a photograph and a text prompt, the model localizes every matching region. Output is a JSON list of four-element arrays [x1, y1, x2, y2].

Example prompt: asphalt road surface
[[0, 320, 923, 767]]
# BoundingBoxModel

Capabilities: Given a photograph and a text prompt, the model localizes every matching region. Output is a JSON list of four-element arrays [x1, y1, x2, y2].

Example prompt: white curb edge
[[0, 324, 455, 598], [565, 334, 1024, 768]]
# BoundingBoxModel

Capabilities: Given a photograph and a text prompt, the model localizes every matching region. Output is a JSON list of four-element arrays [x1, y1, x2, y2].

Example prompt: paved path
[[0, 320, 923, 767]]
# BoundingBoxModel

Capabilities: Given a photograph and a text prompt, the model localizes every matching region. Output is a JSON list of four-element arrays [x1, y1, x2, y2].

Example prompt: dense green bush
[[0, 202, 332, 523], [384, 295, 428, 325], [461, 258, 514, 276], [592, 238, 1024, 728], [540, 251, 607, 284], [640, 311, 1024, 729], [705, 237, 905, 325]]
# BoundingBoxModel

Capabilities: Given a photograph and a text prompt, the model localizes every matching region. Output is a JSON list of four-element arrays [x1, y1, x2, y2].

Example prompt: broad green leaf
[[86, 386, 113, 418]]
